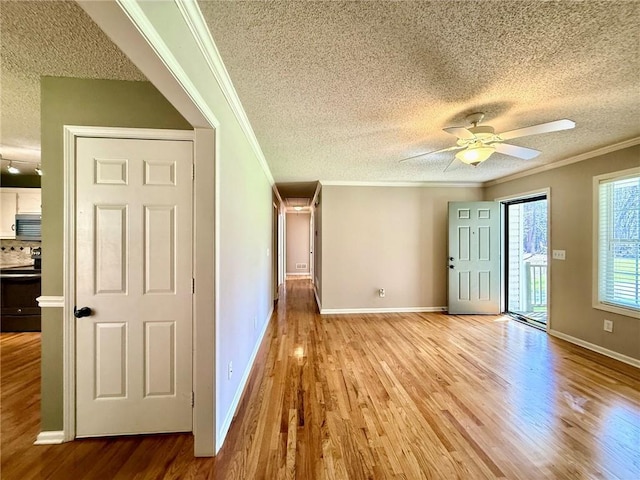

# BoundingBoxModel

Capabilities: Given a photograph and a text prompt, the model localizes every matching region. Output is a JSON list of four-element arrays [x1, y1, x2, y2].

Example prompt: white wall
[[119, 1, 276, 452], [320, 185, 483, 311], [286, 212, 310, 274], [217, 144, 273, 439]]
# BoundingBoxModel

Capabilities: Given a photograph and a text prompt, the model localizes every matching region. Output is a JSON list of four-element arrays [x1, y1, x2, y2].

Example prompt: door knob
[[449, 265, 454, 269], [74, 306, 93, 318], [449, 257, 454, 261]]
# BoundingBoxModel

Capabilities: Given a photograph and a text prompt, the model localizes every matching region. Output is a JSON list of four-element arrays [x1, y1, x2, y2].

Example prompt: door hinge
[[191, 391, 195, 408], [192, 278, 195, 294]]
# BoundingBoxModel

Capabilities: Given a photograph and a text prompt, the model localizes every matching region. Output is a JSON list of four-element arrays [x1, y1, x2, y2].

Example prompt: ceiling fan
[[399, 113, 575, 167]]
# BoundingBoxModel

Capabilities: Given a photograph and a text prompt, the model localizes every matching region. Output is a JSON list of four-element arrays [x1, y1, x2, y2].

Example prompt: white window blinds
[[597, 173, 640, 312]]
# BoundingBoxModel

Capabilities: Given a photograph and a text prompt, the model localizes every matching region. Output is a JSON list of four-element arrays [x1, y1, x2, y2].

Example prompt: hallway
[[2, 279, 640, 479]]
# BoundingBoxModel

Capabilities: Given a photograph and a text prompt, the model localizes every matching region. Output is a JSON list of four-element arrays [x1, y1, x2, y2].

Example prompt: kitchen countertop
[[0, 263, 41, 277], [0, 261, 35, 268]]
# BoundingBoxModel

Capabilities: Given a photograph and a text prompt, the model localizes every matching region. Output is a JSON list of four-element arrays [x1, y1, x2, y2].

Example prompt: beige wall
[[320, 185, 483, 310], [485, 145, 640, 361], [212, 98, 273, 444], [40, 77, 191, 430], [286, 212, 310, 274]]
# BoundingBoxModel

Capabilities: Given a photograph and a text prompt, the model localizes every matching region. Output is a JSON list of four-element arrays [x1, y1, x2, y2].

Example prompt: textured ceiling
[[0, 0, 145, 174], [1, 1, 637, 184], [201, 0, 640, 184]]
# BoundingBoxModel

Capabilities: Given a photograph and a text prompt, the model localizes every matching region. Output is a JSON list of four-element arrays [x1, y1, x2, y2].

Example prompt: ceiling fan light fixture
[[7, 161, 20, 174], [455, 145, 495, 166]]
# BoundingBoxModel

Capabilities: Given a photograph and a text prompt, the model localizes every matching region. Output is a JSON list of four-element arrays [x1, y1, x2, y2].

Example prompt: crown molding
[[311, 181, 322, 206], [272, 185, 284, 205], [319, 180, 483, 188], [175, 0, 274, 186], [114, 0, 219, 130], [484, 137, 640, 187]]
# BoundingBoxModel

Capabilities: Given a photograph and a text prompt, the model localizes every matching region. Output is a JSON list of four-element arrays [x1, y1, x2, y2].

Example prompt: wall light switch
[[552, 250, 566, 260]]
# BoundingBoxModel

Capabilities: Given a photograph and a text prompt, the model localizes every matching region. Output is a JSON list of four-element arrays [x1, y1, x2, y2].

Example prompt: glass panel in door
[[506, 197, 548, 325]]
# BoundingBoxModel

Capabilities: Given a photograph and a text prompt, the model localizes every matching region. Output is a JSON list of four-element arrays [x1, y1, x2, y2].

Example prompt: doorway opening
[[285, 211, 311, 280], [504, 195, 549, 327]]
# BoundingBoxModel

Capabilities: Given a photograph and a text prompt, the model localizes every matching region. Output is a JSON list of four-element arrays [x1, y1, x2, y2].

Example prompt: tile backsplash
[[0, 239, 40, 266]]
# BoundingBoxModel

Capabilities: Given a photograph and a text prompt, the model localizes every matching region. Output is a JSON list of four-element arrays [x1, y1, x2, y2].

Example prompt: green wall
[[40, 77, 191, 430]]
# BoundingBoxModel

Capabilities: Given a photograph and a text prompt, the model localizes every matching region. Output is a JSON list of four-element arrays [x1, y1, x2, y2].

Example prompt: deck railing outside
[[525, 263, 547, 311]]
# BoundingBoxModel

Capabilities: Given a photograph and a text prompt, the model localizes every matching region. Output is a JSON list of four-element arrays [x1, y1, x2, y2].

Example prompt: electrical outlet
[[379, 288, 385, 298], [552, 250, 566, 260], [603, 319, 613, 333], [228, 361, 233, 379]]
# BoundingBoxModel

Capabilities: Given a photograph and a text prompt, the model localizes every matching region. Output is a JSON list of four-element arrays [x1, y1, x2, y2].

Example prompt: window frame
[[592, 166, 640, 319]]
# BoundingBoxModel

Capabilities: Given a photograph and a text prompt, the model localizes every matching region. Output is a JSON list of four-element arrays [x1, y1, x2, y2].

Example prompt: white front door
[[75, 136, 193, 437], [448, 201, 500, 314]]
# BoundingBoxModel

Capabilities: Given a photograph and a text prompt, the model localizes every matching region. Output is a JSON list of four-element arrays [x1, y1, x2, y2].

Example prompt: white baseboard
[[548, 329, 640, 368], [34, 431, 66, 445], [286, 273, 311, 277], [216, 306, 274, 453], [320, 306, 447, 315]]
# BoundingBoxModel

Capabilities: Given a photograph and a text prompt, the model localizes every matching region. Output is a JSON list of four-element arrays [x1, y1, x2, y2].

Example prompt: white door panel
[[76, 137, 193, 437], [448, 201, 500, 314]]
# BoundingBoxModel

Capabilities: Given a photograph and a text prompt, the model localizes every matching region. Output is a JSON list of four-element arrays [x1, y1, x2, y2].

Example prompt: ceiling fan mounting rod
[[466, 112, 485, 127]]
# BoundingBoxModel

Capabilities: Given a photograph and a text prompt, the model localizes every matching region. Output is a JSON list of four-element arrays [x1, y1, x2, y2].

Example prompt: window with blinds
[[596, 170, 640, 315]]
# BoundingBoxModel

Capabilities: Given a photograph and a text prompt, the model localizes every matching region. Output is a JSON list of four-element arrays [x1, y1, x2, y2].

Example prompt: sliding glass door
[[505, 196, 548, 326]]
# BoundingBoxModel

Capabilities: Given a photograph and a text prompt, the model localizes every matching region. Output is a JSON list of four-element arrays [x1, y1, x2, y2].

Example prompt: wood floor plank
[[2, 279, 640, 479]]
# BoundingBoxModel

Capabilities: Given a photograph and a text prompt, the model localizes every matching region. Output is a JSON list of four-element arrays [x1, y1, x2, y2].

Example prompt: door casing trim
[[61, 125, 197, 443], [495, 188, 552, 332]]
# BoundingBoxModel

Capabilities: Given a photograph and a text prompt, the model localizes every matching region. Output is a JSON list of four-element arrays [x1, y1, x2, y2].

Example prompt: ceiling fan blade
[[494, 143, 541, 160], [443, 157, 456, 172], [398, 145, 464, 163], [443, 126, 475, 140], [499, 119, 575, 141]]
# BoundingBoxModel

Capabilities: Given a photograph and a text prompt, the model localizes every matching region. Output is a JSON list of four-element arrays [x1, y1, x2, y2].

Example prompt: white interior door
[[448, 201, 500, 314], [75, 136, 193, 437]]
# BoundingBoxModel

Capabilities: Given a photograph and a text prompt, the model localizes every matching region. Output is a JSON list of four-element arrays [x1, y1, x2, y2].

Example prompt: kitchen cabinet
[[0, 273, 41, 331], [0, 188, 41, 239], [17, 191, 41, 213], [0, 191, 18, 238]]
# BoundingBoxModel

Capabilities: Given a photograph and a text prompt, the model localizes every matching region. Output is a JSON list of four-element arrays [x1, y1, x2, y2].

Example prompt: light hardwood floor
[[2, 279, 639, 479]]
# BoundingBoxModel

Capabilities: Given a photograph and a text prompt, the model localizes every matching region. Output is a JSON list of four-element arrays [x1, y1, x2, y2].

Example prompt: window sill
[[593, 302, 640, 320]]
